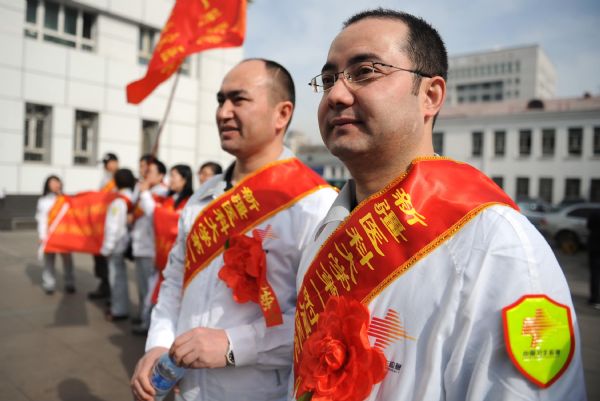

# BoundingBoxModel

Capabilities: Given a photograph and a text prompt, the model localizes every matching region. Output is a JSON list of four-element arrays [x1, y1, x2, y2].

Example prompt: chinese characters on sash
[[183, 158, 331, 289], [293, 157, 519, 378]]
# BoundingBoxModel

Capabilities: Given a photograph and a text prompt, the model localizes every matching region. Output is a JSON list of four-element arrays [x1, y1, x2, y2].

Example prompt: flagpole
[[151, 67, 181, 158]]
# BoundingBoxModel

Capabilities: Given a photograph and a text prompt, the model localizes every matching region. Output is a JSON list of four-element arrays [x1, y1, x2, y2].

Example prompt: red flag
[[126, 0, 247, 104], [44, 191, 118, 254], [151, 196, 189, 304]]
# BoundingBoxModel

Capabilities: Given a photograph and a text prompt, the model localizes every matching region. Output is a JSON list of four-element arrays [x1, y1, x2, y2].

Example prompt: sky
[[242, 0, 600, 143]]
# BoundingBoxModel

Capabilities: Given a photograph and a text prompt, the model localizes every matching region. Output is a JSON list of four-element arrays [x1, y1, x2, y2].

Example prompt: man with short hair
[[131, 158, 169, 334], [88, 152, 119, 300], [293, 9, 586, 401], [99, 152, 119, 192], [101, 168, 136, 321], [131, 58, 337, 401]]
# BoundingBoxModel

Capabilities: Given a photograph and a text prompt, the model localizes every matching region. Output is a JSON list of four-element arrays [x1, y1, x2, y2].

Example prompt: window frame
[[567, 127, 583, 156], [472, 131, 483, 157], [516, 177, 530, 199], [73, 110, 98, 166], [541, 128, 555, 156], [24, 0, 96, 52], [494, 130, 506, 156], [519, 129, 532, 156], [24, 102, 52, 163]]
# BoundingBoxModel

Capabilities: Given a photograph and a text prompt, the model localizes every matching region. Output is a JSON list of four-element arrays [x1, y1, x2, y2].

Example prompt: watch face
[[226, 349, 235, 366]]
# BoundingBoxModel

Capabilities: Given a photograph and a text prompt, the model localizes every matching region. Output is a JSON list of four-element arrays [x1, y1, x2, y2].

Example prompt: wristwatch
[[225, 340, 235, 367]]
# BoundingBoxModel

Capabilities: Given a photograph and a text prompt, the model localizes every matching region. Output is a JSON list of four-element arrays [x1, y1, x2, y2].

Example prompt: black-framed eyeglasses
[[309, 61, 433, 93]]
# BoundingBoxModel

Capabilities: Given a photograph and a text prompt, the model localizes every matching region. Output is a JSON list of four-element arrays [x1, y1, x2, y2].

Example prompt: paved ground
[[0, 230, 598, 401]]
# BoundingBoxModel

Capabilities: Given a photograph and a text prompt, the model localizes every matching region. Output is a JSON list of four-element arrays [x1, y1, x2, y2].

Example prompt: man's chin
[[326, 142, 366, 162]]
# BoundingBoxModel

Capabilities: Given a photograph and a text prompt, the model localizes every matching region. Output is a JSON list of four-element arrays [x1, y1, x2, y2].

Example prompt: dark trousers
[[93, 254, 109, 288], [590, 252, 600, 304]]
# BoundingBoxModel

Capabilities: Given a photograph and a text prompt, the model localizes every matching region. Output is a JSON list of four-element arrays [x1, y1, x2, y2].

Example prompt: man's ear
[[274, 100, 294, 134], [423, 76, 446, 120]]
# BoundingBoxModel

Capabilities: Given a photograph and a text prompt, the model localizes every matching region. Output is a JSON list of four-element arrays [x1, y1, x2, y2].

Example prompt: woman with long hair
[[35, 175, 75, 294], [168, 164, 194, 209]]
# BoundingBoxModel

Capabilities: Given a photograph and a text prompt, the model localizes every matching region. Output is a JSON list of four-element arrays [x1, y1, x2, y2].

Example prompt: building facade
[[296, 96, 600, 206], [434, 96, 600, 204], [446, 45, 556, 106], [0, 0, 241, 197]]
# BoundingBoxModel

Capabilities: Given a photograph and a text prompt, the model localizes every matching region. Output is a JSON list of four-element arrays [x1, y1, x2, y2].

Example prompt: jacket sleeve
[[100, 199, 127, 256], [443, 207, 586, 401], [35, 197, 48, 241], [225, 309, 295, 370], [145, 211, 186, 351], [139, 190, 157, 216]]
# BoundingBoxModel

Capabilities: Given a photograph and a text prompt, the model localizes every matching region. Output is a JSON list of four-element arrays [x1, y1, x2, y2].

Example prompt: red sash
[[44, 191, 131, 254], [132, 192, 166, 223], [100, 179, 116, 193], [151, 195, 189, 304], [293, 157, 518, 379], [184, 158, 330, 289]]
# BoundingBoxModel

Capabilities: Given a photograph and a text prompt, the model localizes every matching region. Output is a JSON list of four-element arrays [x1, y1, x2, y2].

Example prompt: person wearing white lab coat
[[101, 168, 136, 321], [131, 59, 338, 401], [35, 175, 74, 294]]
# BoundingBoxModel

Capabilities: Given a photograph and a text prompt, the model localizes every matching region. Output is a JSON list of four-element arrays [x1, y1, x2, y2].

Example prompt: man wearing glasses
[[292, 9, 586, 401]]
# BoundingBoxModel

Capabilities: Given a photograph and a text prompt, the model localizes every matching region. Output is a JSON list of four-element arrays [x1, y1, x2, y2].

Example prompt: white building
[[434, 96, 600, 204], [296, 96, 600, 205], [446, 45, 556, 106], [0, 0, 242, 197]]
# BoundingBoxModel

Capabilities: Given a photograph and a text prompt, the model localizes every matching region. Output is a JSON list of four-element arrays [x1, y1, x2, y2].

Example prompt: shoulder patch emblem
[[502, 294, 575, 388]]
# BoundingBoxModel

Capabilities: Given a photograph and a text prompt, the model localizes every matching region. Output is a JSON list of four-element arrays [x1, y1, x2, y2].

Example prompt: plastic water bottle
[[151, 353, 185, 400]]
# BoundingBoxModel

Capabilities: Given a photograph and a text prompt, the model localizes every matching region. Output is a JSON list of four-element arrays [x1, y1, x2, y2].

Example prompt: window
[[138, 26, 190, 75], [567, 207, 597, 219], [24, 103, 52, 162], [138, 27, 158, 65], [492, 176, 504, 189], [594, 126, 600, 156], [472, 131, 483, 157], [568, 127, 583, 156], [542, 128, 555, 156], [456, 81, 503, 104], [494, 130, 505, 156], [539, 178, 553, 204], [519, 129, 532, 156], [590, 179, 600, 202], [142, 120, 159, 155], [564, 178, 581, 201], [73, 110, 98, 165], [24, 0, 96, 51], [516, 177, 529, 199], [432, 132, 444, 155]]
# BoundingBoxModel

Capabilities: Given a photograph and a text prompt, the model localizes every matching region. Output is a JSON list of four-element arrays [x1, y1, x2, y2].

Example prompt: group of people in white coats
[[129, 8, 587, 401], [38, 8, 589, 401], [35, 152, 222, 336]]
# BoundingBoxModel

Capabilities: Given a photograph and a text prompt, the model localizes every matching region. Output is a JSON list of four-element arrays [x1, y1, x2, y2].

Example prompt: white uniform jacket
[[147, 149, 338, 401], [36, 193, 56, 242], [100, 189, 132, 257], [132, 183, 169, 258], [295, 181, 587, 401]]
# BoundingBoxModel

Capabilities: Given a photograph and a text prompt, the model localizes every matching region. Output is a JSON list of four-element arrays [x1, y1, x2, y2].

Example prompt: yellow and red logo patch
[[502, 294, 574, 388]]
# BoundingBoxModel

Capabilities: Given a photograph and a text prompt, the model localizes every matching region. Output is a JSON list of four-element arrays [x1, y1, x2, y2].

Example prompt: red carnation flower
[[297, 296, 387, 401], [218, 233, 266, 304]]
